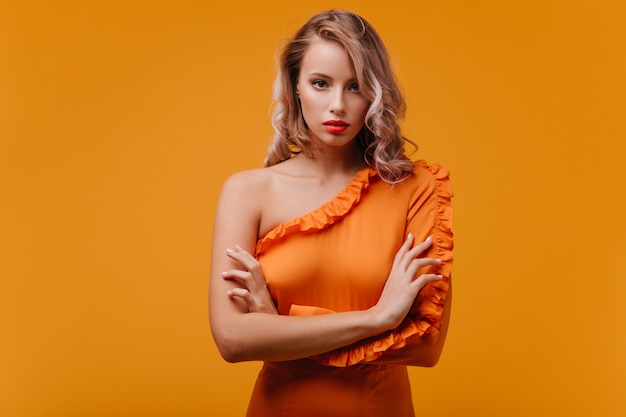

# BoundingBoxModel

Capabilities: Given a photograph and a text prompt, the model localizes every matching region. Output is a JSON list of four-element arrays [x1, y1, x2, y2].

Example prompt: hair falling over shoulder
[[263, 9, 417, 184]]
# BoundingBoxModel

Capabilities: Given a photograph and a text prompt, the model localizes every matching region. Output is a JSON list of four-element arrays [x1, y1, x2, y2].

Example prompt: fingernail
[[221, 271, 227, 276], [235, 245, 243, 251], [426, 236, 432, 242], [437, 275, 443, 279], [226, 248, 235, 254], [407, 232, 413, 240], [436, 259, 442, 264]]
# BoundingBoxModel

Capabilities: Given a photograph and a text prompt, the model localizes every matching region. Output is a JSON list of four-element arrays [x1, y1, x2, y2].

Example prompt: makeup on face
[[296, 39, 369, 148]]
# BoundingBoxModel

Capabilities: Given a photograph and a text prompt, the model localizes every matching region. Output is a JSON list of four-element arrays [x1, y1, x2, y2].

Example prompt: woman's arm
[[369, 283, 452, 367], [209, 171, 442, 363], [366, 161, 453, 367]]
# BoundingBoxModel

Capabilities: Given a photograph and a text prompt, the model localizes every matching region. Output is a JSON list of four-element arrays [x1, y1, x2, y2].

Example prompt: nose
[[330, 89, 346, 115]]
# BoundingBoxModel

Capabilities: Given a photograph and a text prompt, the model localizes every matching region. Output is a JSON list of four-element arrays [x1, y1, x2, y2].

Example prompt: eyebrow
[[307, 72, 357, 82], [307, 72, 332, 79]]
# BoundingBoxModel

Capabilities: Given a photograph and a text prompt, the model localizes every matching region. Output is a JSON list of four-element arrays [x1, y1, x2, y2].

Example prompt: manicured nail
[[235, 245, 243, 251], [426, 236, 432, 242], [226, 248, 235, 254], [221, 271, 227, 276], [407, 232, 413, 240]]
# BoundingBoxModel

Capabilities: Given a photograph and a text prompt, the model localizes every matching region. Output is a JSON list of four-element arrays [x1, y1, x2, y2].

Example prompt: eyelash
[[311, 80, 360, 91]]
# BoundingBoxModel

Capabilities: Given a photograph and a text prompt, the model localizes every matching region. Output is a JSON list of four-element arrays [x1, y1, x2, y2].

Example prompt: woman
[[209, 9, 453, 417]]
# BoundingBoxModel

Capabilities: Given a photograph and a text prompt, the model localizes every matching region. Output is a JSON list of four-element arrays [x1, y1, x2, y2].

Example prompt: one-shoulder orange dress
[[247, 161, 454, 417]]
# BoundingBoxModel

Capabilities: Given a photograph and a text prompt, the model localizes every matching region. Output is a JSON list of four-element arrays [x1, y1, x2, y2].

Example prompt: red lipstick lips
[[323, 120, 349, 134]]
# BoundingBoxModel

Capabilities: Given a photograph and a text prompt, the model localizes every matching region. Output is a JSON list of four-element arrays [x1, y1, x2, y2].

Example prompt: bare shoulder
[[219, 168, 273, 201], [221, 159, 306, 194], [213, 168, 278, 252], [215, 168, 273, 229]]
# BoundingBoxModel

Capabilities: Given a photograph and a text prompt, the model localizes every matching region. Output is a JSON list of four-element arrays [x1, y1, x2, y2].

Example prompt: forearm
[[211, 236, 448, 365], [369, 331, 443, 367], [369, 284, 452, 367], [210, 305, 388, 363]]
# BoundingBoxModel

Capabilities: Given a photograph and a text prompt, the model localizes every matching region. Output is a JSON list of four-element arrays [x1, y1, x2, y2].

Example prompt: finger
[[225, 246, 247, 266], [399, 236, 433, 270], [228, 245, 258, 269], [234, 245, 257, 265], [227, 288, 258, 310], [226, 246, 266, 287], [222, 270, 260, 292], [406, 236, 434, 259], [406, 257, 442, 278], [411, 273, 443, 291], [393, 233, 415, 269]]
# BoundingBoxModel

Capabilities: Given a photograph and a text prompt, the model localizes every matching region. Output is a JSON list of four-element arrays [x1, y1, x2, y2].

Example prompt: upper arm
[[401, 162, 454, 366], [209, 171, 264, 339], [369, 162, 454, 367]]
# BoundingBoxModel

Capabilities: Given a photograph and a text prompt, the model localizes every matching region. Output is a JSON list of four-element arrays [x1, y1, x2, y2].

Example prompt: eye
[[348, 83, 360, 91], [312, 80, 328, 88]]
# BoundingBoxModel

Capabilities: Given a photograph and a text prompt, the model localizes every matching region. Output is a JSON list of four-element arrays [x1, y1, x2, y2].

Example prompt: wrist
[[364, 305, 396, 335]]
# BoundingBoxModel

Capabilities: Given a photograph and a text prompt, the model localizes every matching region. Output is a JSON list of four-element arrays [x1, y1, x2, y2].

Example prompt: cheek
[[299, 90, 318, 105], [354, 99, 370, 121], [299, 92, 323, 117]]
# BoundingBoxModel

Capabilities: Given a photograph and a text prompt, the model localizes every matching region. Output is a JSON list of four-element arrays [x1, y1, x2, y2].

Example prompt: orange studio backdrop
[[1, 1, 625, 416]]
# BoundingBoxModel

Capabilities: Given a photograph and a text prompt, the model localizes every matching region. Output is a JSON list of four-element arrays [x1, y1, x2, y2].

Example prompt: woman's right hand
[[371, 234, 443, 331]]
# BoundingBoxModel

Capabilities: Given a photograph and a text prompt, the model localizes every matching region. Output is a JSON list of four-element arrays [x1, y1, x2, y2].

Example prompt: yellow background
[[2, 1, 625, 416]]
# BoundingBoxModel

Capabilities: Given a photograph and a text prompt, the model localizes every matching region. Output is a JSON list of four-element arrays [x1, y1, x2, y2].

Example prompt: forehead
[[300, 38, 356, 79]]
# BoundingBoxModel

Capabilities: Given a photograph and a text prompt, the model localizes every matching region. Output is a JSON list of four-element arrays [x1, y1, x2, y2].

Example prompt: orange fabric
[[249, 160, 453, 416], [247, 360, 415, 417]]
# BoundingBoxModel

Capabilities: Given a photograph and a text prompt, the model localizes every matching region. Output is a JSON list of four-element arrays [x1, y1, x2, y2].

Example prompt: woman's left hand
[[222, 245, 278, 315]]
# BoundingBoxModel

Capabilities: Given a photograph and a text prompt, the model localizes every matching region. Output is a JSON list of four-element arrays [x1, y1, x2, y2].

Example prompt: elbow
[[410, 333, 444, 367], [212, 328, 248, 363], [419, 351, 442, 368], [417, 318, 449, 367], [217, 344, 242, 364], [421, 333, 447, 367], [210, 313, 249, 363], [407, 348, 442, 368]]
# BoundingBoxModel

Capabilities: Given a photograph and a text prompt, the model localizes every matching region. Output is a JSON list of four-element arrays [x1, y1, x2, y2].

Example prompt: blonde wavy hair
[[264, 9, 416, 183]]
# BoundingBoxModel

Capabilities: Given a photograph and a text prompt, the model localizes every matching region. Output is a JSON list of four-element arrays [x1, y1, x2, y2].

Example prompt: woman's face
[[296, 38, 369, 149]]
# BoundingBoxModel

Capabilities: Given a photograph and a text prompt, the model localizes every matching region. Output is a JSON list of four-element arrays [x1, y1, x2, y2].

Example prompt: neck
[[299, 142, 365, 178]]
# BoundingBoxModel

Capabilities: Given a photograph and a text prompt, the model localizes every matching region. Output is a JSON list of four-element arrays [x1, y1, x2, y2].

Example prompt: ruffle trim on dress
[[255, 167, 378, 257], [310, 161, 454, 367]]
